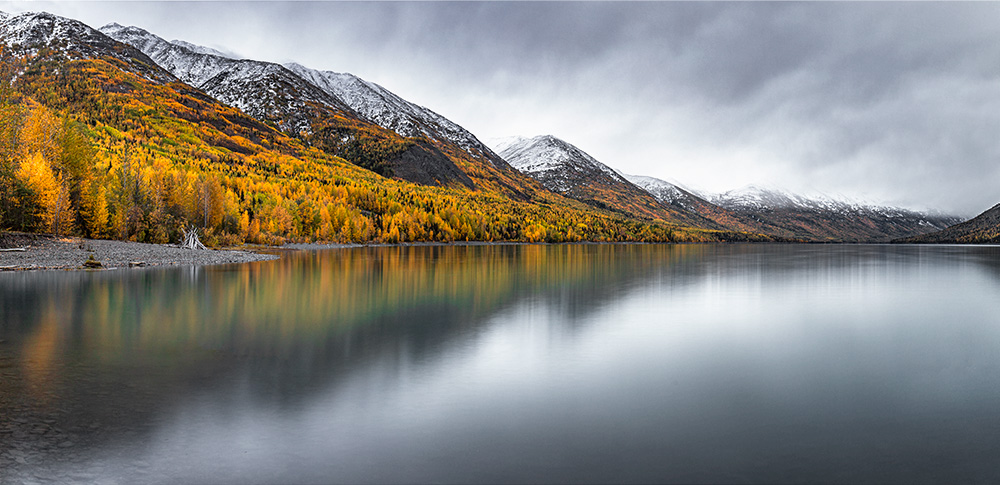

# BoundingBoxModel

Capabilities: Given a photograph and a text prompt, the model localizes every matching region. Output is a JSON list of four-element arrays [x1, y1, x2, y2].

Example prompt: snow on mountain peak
[[0, 12, 175, 84], [100, 23, 234, 86], [2, 11, 103, 53], [487, 136, 530, 155], [100, 24, 359, 134], [170, 39, 235, 59], [623, 174, 693, 205], [491, 135, 628, 189], [101, 25, 509, 170], [283, 62, 501, 163]]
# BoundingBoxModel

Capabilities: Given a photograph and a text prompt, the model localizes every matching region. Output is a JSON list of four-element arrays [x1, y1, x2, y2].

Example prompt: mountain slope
[[101, 24, 546, 199], [624, 175, 795, 236], [708, 185, 961, 241], [2, 10, 753, 246], [283, 63, 541, 199], [901, 203, 1000, 243], [492, 136, 717, 227], [284, 63, 502, 164], [0, 12, 174, 84], [99, 23, 475, 189]]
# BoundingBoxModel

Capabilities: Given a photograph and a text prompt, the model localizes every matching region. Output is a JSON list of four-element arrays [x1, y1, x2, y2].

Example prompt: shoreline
[[0, 233, 277, 272], [1, 232, 955, 273], [0, 236, 680, 272]]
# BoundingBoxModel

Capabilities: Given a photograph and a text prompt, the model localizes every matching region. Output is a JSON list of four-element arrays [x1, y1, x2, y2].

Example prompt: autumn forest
[[0, 33, 771, 248]]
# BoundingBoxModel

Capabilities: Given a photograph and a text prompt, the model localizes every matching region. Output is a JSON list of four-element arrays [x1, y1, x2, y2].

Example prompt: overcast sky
[[3, 1, 999, 215]]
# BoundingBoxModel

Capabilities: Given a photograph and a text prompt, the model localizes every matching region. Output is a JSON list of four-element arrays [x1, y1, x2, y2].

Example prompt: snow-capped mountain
[[285, 63, 505, 166], [100, 23, 355, 134], [0, 12, 174, 83], [904, 202, 999, 243], [708, 185, 870, 213], [491, 135, 712, 225], [0, 10, 964, 243], [623, 174, 701, 207], [492, 135, 630, 192], [708, 184, 956, 223], [498, 134, 961, 241], [711, 185, 806, 211], [169, 39, 234, 58], [697, 184, 962, 241], [100, 23, 529, 193]]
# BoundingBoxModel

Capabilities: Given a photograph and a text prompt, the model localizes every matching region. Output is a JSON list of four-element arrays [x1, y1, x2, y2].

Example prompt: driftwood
[[0, 247, 27, 252], [180, 226, 207, 250]]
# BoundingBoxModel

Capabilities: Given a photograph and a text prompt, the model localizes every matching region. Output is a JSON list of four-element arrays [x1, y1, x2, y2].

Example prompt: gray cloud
[[3, 1, 999, 215]]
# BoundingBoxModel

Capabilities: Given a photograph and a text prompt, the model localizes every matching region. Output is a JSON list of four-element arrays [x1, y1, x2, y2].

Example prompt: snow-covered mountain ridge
[[99, 22, 521, 190], [285, 63, 503, 166], [623, 174, 697, 207], [495, 134, 962, 240], [491, 135, 628, 191], [100, 23, 355, 134], [101, 23, 505, 168], [705, 184, 950, 222], [489, 135, 714, 226], [169, 39, 233, 58], [0, 12, 175, 84]]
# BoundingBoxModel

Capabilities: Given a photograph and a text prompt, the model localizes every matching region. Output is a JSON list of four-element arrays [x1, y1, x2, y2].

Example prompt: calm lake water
[[3, 243, 1000, 484]]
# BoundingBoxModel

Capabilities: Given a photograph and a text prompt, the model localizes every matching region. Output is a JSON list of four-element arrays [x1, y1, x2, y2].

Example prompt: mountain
[[901, 203, 1000, 243], [493, 135, 958, 241], [707, 185, 962, 242], [99, 23, 476, 189], [491, 135, 716, 226], [100, 24, 544, 198], [168, 40, 234, 58], [282, 63, 537, 200], [622, 174, 696, 207], [0, 12, 174, 84], [284, 63, 504, 166], [624, 175, 792, 236], [2, 10, 741, 246]]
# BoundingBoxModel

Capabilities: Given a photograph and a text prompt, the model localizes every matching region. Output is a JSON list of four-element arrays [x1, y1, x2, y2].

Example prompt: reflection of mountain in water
[[0, 244, 707, 478], [4, 243, 1000, 483]]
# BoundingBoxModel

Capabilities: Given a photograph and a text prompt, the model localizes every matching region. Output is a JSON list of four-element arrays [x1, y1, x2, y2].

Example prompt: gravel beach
[[0, 232, 277, 271]]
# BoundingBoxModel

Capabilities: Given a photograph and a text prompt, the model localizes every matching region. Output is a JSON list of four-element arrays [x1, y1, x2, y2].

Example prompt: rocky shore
[[0, 232, 277, 271]]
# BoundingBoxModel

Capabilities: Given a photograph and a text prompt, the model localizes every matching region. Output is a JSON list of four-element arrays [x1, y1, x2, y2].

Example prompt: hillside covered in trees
[[0, 12, 775, 246]]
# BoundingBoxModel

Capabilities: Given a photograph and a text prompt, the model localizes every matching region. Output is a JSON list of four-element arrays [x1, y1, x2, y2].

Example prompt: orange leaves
[[0, 51, 763, 246], [17, 150, 75, 235]]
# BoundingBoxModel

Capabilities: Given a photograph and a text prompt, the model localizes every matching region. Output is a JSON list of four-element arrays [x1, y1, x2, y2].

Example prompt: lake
[[3, 243, 1000, 484]]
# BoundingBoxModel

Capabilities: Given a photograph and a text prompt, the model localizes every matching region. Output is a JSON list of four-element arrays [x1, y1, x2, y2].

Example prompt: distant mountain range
[[490, 135, 962, 242], [0, 10, 983, 244], [901, 203, 1000, 243]]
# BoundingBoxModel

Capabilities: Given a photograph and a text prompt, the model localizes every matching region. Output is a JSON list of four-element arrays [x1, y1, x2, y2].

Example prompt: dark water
[[3, 244, 1000, 484]]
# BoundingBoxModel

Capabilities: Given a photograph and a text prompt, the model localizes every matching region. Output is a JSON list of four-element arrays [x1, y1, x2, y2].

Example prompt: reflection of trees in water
[[966, 245, 1000, 280], [4, 243, 997, 479], [0, 244, 708, 470]]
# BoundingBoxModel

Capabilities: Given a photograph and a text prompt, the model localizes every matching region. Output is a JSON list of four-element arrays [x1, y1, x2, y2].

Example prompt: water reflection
[[2, 244, 1000, 483]]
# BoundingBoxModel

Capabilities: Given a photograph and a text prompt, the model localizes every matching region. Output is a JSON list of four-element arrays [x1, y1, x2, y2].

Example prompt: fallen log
[[180, 226, 207, 250]]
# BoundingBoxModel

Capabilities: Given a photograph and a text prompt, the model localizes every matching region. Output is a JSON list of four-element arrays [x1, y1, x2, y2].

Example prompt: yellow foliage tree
[[17, 151, 63, 233]]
